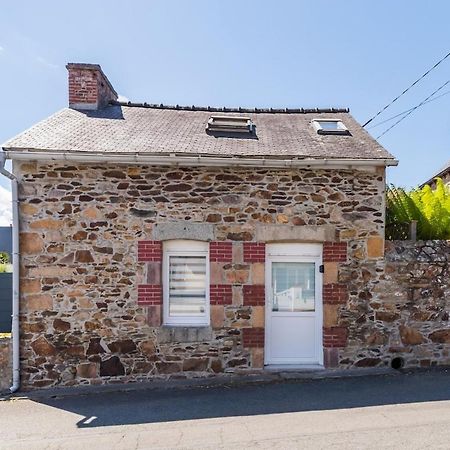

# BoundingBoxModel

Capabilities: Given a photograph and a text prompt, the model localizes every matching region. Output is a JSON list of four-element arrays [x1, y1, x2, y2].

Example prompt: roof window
[[207, 116, 254, 133], [312, 119, 349, 135]]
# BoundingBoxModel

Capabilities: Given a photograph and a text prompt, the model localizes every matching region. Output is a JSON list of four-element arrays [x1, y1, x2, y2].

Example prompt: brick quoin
[[138, 241, 162, 262], [323, 283, 348, 304], [323, 326, 348, 348], [242, 328, 265, 348], [323, 242, 347, 262], [137, 284, 162, 305], [210, 284, 233, 305], [243, 242, 266, 263], [243, 285, 265, 306], [209, 241, 233, 262]]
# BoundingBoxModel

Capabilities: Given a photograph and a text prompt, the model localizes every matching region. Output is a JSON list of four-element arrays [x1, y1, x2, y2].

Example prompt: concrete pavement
[[0, 370, 449, 449]]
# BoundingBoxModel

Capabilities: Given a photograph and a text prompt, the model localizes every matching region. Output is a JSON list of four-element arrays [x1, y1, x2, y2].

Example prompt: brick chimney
[[66, 63, 118, 110]]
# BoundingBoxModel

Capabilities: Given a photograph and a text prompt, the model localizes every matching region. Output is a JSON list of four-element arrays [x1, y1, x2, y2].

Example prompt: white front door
[[265, 243, 323, 366]]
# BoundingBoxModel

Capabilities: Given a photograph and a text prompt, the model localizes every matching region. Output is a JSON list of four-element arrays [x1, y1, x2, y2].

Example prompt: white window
[[163, 240, 210, 326], [312, 119, 349, 135]]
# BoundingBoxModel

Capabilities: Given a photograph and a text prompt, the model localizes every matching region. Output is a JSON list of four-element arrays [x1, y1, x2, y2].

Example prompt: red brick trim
[[138, 284, 162, 305], [243, 285, 265, 306], [323, 242, 347, 262], [138, 241, 162, 262], [243, 327, 264, 348], [243, 242, 266, 263], [209, 241, 233, 262], [210, 284, 233, 305], [323, 326, 348, 348], [323, 283, 348, 304]]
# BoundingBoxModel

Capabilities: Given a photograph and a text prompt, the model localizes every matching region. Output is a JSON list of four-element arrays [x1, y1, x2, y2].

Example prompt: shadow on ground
[[32, 370, 450, 428]]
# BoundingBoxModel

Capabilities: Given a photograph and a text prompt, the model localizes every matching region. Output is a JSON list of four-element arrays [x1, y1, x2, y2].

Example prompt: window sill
[[156, 326, 213, 344]]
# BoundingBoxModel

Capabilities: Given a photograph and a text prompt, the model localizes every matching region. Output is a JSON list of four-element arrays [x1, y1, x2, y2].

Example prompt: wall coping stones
[[152, 222, 214, 242], [385, 240, 450, 263], [255, 224, 335, 242]]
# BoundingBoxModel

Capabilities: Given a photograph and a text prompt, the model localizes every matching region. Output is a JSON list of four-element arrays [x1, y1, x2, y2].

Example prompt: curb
[[2, 366, 448, 402], [2, 366, 399, 401]]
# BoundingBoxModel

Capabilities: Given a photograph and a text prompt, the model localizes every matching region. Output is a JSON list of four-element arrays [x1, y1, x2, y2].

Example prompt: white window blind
[[168, 255, 207, 316]]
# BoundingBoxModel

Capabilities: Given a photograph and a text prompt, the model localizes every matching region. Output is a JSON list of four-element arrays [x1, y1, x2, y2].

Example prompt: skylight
[[312, 119, 349, 135], [207, 116, 254, 133]]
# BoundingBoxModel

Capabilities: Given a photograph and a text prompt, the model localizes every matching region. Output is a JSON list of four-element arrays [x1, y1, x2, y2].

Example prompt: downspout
[[0, 152, 20, 393]]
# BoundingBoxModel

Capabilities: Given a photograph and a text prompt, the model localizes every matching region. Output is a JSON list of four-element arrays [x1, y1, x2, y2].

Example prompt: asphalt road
[[1, 370, 449, 449]]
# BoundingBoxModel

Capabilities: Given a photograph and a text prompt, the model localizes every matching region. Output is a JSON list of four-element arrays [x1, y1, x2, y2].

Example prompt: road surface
[[0, 370, 449, 449]]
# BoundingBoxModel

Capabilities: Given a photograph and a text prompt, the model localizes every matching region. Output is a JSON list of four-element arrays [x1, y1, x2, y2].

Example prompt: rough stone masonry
[[16, 161, 389, 389], [14, 160, 449, 390], [339, 240, 449, 368]]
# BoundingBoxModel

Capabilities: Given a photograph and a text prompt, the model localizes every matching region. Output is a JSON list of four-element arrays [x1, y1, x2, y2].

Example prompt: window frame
[[207, 115, 254, 133], [163, 240, 210, 327], [311, 119, 349, 135]]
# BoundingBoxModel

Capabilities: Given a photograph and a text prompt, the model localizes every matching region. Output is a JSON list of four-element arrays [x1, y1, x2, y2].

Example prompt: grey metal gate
[[0, 274, 12, 332]]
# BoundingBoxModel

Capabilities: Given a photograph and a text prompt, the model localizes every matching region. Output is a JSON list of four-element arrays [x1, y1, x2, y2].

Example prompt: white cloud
[[0, 185, 12, 226], [36, 55, 58, 69], [0, 45, 4, 52], [118, 94, 129, 102]]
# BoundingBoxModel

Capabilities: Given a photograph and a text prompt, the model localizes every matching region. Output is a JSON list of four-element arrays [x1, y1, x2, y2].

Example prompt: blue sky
[[1, 0, 450, 219]]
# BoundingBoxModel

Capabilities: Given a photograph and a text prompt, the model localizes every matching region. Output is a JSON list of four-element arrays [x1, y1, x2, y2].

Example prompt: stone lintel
[[255, 225, 335, 243], [152, 222, 214, 241]]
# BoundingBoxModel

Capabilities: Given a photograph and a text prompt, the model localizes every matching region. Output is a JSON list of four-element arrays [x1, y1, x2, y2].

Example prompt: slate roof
[[421, 159, 450, 187], [2, 102, 396, 161]]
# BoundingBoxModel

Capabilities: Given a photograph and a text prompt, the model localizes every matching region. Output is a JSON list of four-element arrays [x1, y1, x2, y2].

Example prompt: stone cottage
[[2, 63, 398, 389]]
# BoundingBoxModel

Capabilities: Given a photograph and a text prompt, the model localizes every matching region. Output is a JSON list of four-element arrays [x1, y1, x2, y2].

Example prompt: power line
[[363, 50, 450, 127], [376, 79, 450, 139], [367, 88, 450, 129]]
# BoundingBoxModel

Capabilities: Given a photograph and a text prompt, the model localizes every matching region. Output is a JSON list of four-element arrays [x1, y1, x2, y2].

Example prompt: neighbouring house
[[421, 159, 450, 188], [2, 63, 402, 390]]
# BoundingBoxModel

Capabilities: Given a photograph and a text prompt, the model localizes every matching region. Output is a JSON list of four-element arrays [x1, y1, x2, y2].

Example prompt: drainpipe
[[0, 152, 20, 393]]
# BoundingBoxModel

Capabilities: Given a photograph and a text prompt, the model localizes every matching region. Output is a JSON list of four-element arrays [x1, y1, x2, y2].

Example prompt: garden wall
[[341, 240, 450, 368]]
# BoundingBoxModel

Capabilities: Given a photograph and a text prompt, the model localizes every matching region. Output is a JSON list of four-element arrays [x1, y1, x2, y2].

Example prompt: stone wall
[[340, 240, 450, 368], [0, 336, 11, 391], [16, 162, 386, 389]]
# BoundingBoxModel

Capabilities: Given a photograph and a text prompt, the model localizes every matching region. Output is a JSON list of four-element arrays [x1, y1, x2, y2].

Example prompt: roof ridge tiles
[[109, 100, 350, 114]]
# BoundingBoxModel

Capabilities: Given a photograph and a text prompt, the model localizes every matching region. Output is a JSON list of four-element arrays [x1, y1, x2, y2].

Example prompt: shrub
[[386, 178, 450, 240], [0, 252, 9, 264]]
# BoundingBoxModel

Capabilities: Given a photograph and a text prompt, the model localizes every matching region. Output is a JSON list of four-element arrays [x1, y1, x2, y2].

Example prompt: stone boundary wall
[[0, 336, 11, 391], [341, 240, 450, 368]]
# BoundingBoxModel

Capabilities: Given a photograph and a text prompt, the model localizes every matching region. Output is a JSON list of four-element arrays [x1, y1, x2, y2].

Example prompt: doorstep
[[264, 364, 325, 371]]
